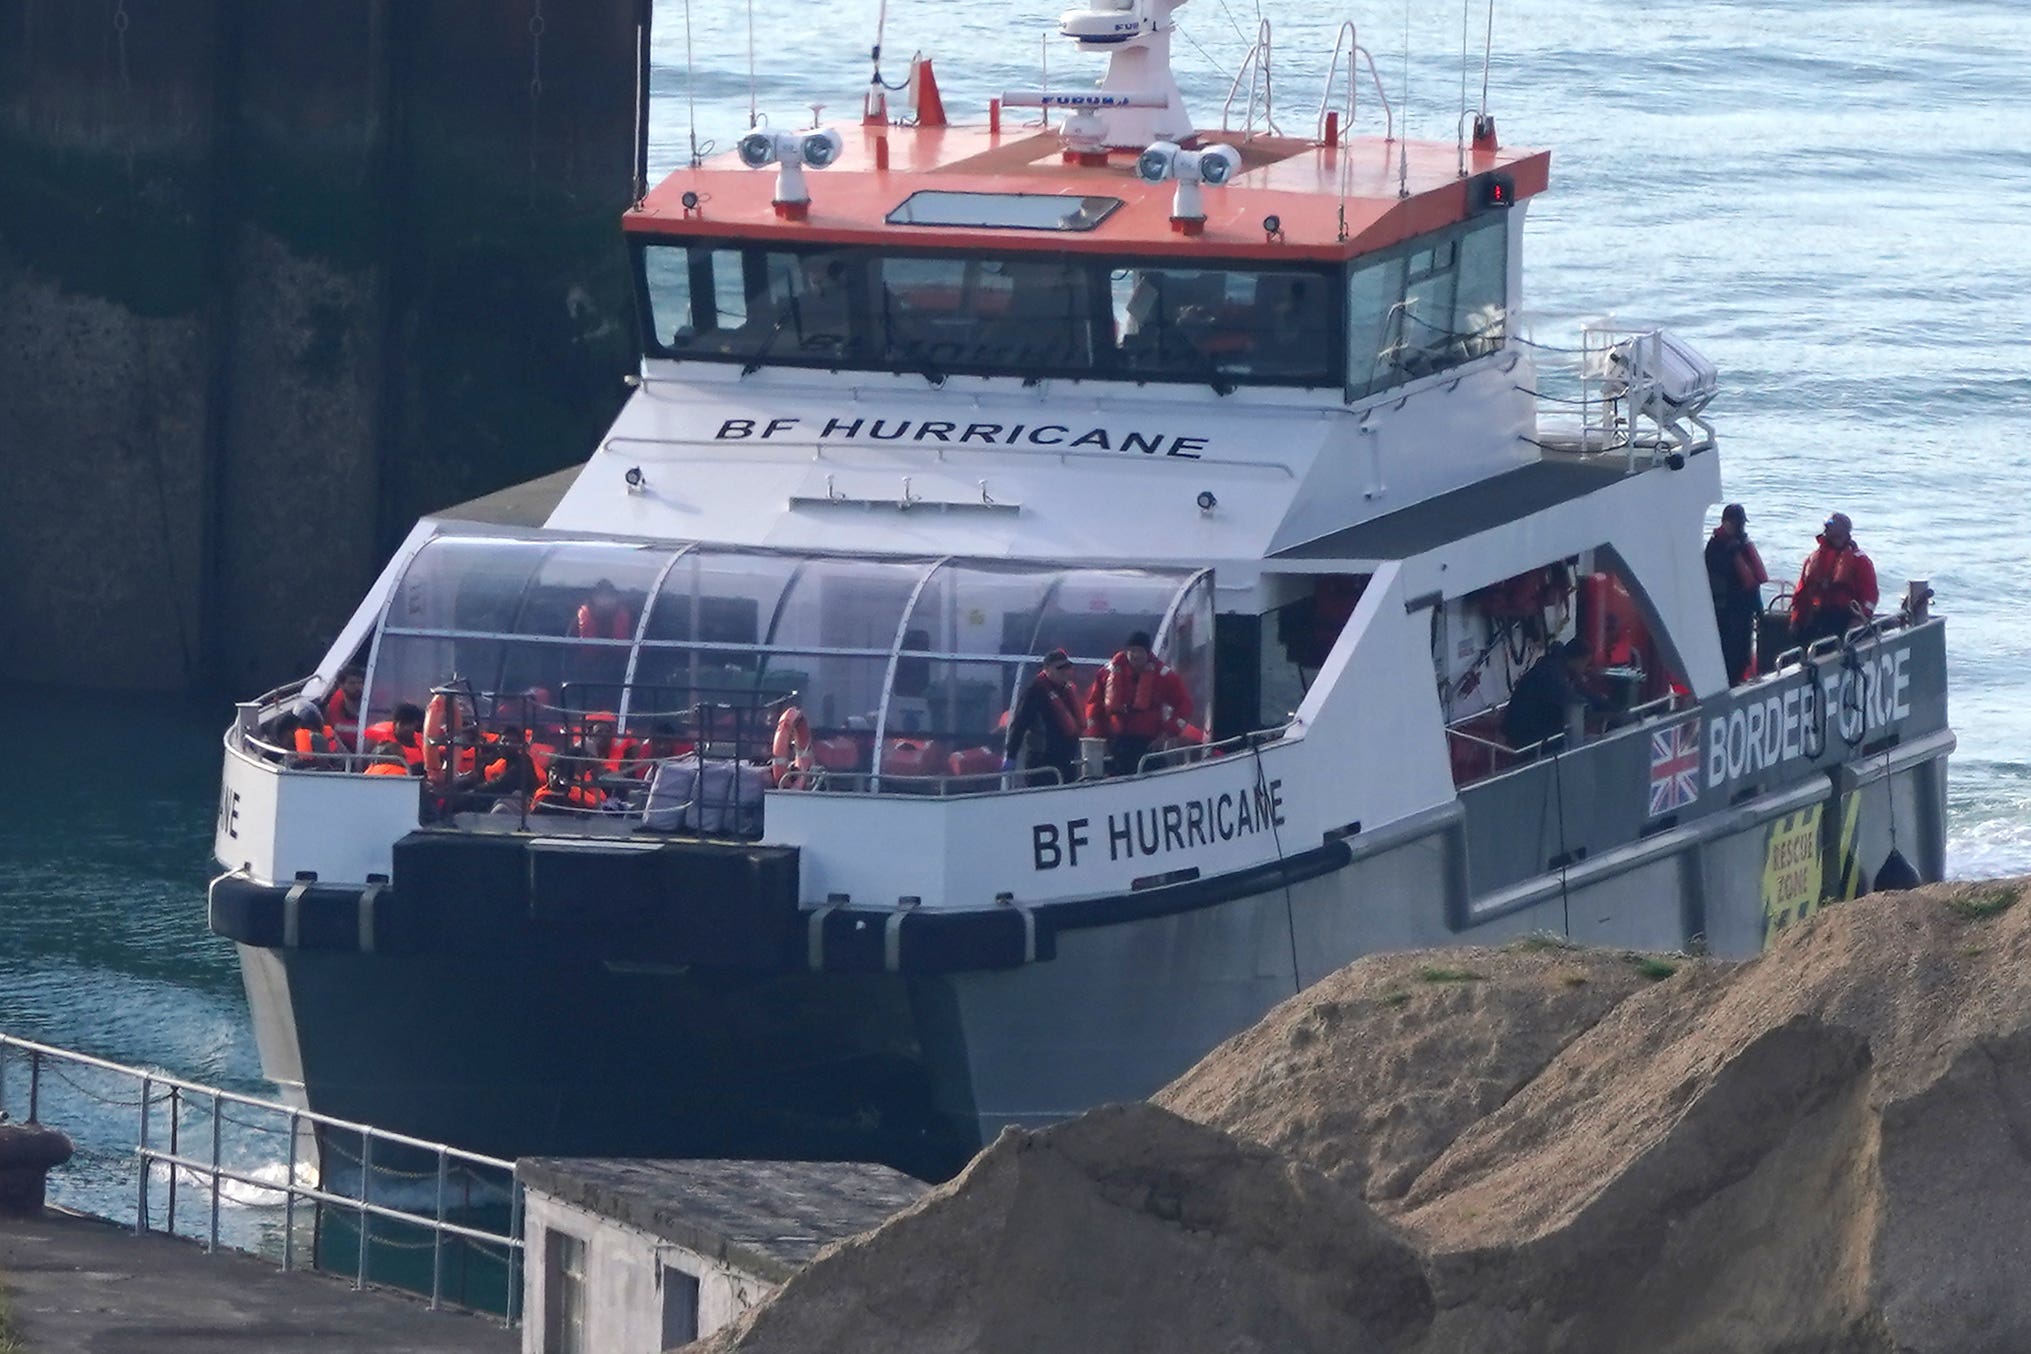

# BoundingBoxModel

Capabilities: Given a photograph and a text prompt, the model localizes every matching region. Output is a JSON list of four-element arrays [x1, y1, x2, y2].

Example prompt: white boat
[[210, 0, 1953, 1177]]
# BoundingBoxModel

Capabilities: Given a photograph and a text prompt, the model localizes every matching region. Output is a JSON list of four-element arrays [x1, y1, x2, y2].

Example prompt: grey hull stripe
[[1461, 729, 1956, 928]]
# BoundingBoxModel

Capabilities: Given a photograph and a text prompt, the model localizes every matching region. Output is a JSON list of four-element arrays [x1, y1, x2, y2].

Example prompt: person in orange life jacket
[[1789, 511, 1878, 647], [420, 723, 538, 817], [571, 579, 633, 641], [530, 757, 605, 814], [363, 741, 414, 776], [1003, 649, 1085, 785], [359, 703, 426, 771], [573, 711, 627, 775], [1705, 503, 1769, 683], [1087, 630, 1198, 777], [322, 666, 365, 750], [621, 720, 690, 778], [269, 709, 333, 770]]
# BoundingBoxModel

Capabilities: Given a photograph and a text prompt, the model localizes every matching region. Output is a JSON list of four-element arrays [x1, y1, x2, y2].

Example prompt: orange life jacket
[[322, 690, 361, 749], [1088, 652, 1194, 742], [573, 604, 632, 640], [361, 721, 425, 770], [531, 782, 605, 813]]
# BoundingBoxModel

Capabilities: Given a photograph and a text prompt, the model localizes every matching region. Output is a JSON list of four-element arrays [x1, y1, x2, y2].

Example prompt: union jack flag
[[1648, 720, 1702, 817]]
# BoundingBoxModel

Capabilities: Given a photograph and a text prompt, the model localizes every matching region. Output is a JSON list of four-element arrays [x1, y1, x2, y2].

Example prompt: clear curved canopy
[[360, 532, 1213, 779]]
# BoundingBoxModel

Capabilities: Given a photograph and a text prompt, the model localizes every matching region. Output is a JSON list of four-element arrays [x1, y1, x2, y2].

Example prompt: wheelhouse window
[[1110, 265, 1337, 386], [638, 242, 1340, 388], [1346, 215, 1508, 400]]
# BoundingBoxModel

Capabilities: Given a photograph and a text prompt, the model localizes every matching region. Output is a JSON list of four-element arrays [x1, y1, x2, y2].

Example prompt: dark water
[[3, 0, 2026, 1229]]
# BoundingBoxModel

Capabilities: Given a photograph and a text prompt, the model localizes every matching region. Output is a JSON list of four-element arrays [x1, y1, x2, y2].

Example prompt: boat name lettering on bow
[[714, 417, 1208, 459], [1031, 780, 1286, 870], [1705, 645, 1912, 790]]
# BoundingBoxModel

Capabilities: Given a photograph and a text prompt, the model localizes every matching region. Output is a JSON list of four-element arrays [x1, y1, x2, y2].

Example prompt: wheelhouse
[[632, 210, 1508, 396]]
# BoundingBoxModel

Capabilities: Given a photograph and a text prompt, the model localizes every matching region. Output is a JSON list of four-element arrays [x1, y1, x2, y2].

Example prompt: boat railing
[[1314, 21, 1393, 145], [229, 674, 1285, 838], [0, 1031, 523, 1326], [1766, 609, 1924, 676], [1219, 19, 1281, 140], [1137, 724, 1289, 775], [1525, 320, 1718, 469], [1446, 688, 1688, 788]]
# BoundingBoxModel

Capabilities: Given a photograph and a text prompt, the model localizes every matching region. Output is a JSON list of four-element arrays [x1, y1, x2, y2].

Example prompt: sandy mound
[[690, 881, 2031, 1354], [1156, 943, 1662, 1201], [1389, 879, 2031, 1352], [690, 1102, 1432, 1354]]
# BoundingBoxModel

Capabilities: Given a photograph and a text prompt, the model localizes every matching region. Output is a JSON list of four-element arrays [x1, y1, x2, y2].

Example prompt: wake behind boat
[[209, 0, 1952, 1177]]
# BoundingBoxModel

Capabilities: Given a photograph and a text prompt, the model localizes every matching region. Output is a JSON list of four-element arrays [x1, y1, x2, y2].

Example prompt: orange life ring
[[421, 689, 467, 788], [771, 706, 815, 789]]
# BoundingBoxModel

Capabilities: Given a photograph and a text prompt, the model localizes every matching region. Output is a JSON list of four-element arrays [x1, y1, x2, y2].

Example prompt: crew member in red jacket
[[1789, 512, 1878, 647], [1086, 630, 1200, 777]]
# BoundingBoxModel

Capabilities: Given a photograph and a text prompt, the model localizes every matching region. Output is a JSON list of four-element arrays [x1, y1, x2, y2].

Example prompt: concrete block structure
[[518, 1157, 926, 1353]]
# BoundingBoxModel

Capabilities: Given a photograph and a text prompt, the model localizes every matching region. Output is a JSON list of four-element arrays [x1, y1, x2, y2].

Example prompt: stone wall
[[0, 0, 646, 691]]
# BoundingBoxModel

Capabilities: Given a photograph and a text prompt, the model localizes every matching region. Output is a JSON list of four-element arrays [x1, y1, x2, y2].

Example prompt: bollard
[[0, 1121, 75, 1217]]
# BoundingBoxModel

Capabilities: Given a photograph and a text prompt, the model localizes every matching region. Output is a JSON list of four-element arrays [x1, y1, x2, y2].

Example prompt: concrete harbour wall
[[0, 0, 648, 691]]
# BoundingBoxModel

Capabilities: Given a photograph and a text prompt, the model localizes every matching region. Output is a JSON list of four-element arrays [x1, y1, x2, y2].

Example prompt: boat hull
[[234, 737, 1949, 1175]]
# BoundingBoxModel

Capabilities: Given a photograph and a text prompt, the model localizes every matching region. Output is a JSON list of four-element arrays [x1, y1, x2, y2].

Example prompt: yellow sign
[[1761, 804, 1825, 948]]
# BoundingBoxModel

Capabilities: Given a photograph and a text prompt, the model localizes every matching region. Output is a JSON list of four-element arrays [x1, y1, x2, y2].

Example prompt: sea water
[[1, 0, 2024, 1228]]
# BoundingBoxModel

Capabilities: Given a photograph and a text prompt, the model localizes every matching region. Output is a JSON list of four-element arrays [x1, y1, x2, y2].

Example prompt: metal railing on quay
[[0, 1033, 523, 1326]]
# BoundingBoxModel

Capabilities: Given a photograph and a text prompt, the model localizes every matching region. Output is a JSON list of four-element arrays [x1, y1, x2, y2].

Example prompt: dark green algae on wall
[[0, 0, 644, 693]]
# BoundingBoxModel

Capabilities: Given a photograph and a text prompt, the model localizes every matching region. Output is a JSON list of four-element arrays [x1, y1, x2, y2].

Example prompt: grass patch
[[1378, 990, 1411, 1008], [1561, 973, 1590, 987], [1418, 966, 1486, 984], [1946, 886, 2020, 921], [1511, 931, 1581, 952], [1628, 955, 1679, 981], [0, 1275, 21, 1354]]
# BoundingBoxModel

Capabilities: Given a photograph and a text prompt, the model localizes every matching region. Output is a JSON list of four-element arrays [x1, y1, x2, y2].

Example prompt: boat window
[[1346, 215, 1508, 400], [1109, 265, 1338, 386], [645, 244, 869, 366], [886, 191, 1122, 232], [638, 241, 1340, 388], [876, 255, 1096, 374]]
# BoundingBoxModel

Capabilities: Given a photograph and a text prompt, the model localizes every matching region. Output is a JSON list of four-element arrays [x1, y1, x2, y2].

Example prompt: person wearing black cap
[[1003, 649, 1085, 786], [1502, 637, 1603, 754], [1790, 511, 1878, 647], [1704, 502, 1769, 684], [1087, 629, 1198, 776]]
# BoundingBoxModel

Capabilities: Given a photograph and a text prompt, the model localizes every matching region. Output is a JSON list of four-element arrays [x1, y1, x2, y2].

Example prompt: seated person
[[360, 703, 427, 773], [529, 757, 606, 815], [793, 255, 855, 352], [621, 721, 691, 778], [322, 666, 365, 751], [1502, 638, 1605, 753], [363, 741, 415, 777]]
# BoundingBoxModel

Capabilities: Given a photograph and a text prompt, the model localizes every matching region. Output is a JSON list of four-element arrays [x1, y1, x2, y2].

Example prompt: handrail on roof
[[1316, 23, 1393, 145]]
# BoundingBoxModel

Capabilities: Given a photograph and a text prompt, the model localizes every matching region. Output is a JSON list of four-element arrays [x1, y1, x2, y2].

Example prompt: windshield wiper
[[891, 340, 947, 387], [740, 300, 801, 376]]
